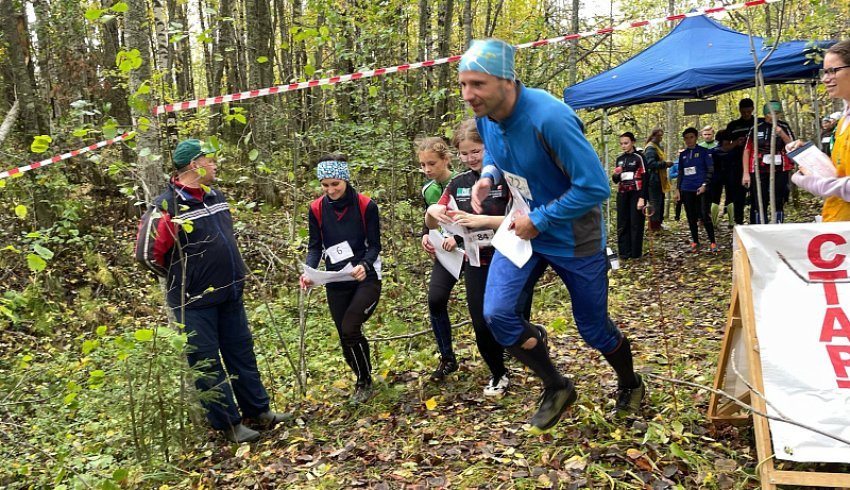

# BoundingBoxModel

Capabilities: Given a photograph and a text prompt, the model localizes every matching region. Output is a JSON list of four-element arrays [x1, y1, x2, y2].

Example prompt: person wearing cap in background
[[460, 38, 645, 434], [821, 113, 840, 156], [135, 139, 288, 443], [741, 101, 796, 223], [299, 154, 382, 403]]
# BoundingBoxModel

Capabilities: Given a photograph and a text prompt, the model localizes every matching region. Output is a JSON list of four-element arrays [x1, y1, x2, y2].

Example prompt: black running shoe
[[351, 384, 373, 404], [429, 357, 459, 382], [528, 380, 577, 435], [615, 374, 646, 417]]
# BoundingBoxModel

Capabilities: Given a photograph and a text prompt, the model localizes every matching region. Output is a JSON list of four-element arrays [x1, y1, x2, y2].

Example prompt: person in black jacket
[[424, 119, 514, 397], [135, 139, 287, 443], [612, 132, 647, 260], [300, 155, 382, 403]]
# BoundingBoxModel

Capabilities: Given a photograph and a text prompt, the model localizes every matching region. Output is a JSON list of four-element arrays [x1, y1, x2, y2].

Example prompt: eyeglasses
[[458, 148, 483, 161], [820, 65, 850, 79]]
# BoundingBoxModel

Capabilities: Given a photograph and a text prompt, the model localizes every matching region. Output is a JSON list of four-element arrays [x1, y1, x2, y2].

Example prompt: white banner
[[737, 223, 850, 462]]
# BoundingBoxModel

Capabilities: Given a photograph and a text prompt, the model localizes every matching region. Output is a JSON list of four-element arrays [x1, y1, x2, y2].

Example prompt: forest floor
[[3, 192, 847, 489], [187, 196, 831, 489]]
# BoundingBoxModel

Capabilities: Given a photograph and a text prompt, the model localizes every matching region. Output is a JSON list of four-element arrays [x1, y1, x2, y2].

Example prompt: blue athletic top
[[478, 83, 609, 257], [677, 146, 714, 192]]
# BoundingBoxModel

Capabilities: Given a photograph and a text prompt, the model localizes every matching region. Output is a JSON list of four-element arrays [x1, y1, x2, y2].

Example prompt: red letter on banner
[[826, 345, 850, 384], [821, 307, 850, 342], [808, 233, 847, 269], [809, 270, 849, 305]]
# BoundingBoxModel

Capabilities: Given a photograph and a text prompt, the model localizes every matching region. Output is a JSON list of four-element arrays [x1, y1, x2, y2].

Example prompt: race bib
[[469, 229, 495, 247], [762, 154, 783, 165], [502, 171, 533, 201], [684, 166, 697, 176], [620, 171, 635, 181], [327, 240, 354, 264]]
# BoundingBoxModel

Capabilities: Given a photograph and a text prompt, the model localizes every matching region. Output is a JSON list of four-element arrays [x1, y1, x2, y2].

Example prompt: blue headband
[[316, 160, 350, 181], [458, 39, 516, 81]]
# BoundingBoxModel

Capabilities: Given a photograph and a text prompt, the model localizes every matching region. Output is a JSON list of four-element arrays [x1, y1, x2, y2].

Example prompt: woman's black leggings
[[464, 263, 506, 379], [326, 279, 381, 386]]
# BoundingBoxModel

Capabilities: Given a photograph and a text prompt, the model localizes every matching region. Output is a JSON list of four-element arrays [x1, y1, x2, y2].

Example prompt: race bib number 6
[[327, 240, 354, 264]]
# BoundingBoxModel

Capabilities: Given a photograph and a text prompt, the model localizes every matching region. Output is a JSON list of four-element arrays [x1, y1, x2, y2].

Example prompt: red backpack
[[310, 193, 372, 240]]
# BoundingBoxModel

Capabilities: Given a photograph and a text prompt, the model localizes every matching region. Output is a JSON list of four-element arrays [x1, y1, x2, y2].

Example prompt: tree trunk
[[417, 0, 432, 133], [434, 0, 454, 123], [462, 0, 472, 46], [568, 0, 579, 86], [246, 0, 278, 205], [0, 99, 20, 147], [167, 0, 195, 100], [1, 0, 47, 140], [125, 0, 164, 203]]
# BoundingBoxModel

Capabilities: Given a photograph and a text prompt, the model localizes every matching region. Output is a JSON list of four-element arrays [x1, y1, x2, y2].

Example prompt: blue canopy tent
[[563, 15, 832, 110]]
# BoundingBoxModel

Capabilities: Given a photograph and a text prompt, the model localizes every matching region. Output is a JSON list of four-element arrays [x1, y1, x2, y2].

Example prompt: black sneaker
[[615, 374, 646, 417], [429, 358, 458, 382], [351, 384, 373, 403], [528, 380, 577, 435]]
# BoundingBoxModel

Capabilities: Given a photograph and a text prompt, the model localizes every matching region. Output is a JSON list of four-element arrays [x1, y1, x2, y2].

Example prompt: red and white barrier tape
[[0, 132, 135, 180], [1, 0, 780, 180], [153, 0, 780, 115]]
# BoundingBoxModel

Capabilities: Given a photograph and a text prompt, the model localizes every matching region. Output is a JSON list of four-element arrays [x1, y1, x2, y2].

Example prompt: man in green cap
[[741, 101, 796, 223], [135, 138, 287, 443]]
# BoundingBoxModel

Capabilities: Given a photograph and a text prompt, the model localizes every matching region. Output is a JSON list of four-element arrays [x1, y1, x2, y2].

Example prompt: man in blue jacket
[[136, 139, 287, 443], [462, 39, 644, 434]]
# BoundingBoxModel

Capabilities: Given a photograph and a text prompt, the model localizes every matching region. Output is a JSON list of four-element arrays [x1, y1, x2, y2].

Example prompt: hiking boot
[[351, 384, 373, 403], [689, 242, 700, 253], [222, 423, 260, 443], [429, 357, 459, 382], [615, 374, 646, 418], [254, 410, 291, 429], [528, 380, 578, 435], [709, 243, 718, 253], [483, 374, 510, 397]]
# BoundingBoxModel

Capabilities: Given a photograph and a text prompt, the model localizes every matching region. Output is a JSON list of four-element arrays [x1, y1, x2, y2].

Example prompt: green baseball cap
[[173, 139, 216, 169], [763, 100, 783, 115]]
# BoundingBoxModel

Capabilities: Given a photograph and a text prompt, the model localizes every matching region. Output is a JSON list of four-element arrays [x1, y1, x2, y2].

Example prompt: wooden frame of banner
[[709, 241, 850, 489]]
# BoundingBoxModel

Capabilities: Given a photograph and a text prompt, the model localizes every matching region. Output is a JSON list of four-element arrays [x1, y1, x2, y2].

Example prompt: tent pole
[[812, 81, 822, 146], [603, 107, 611, 234]]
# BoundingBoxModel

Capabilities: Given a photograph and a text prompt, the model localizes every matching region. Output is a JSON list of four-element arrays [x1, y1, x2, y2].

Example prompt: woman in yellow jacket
[[792, 40, 850, 221]]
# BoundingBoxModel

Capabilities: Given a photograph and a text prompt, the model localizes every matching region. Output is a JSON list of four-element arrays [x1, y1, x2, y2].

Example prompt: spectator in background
[[712, 130, 747, 228], [725, 98, 759, 145], [699, 126, 718, 149], [742, 101, 796, 224], [675, 128, 717, 252], [612, 132, 648, 260], [821, 113, 839, 156], [791, 40, 850, 222], [709, 129, 741, 229], [643, 128, 674, 232]]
